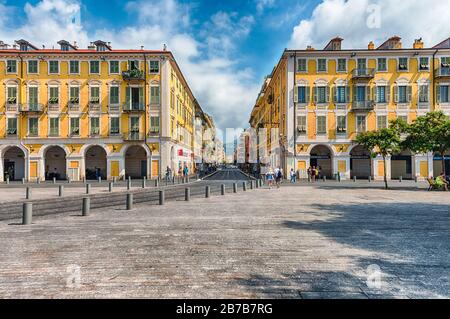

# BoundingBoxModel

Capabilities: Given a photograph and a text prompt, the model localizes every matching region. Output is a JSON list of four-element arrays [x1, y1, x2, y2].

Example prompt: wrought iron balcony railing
[[122, 69, 145, 81], [123, 131, 145, 141], [19, 103, 44, 112], [351, 100, 375, 111], [122, 102, 145, 111], [351, 68, 375, 79]]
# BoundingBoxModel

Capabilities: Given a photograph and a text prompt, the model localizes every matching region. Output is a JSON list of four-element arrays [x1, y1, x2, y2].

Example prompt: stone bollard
[[109, 182, 113, 192], [205, 185, 210, 198], [83, 176, 86, 184], [37, 177, 40, 184], [368, 176, 372, 183], [399, 176, 402, 183], [243, 182, 247, 192], [26, 187, 32, 200], [98, 177, 102, 183], [185, 188, 190, 201], [233, 183, 238, 193], [322, 176, 326, 182], [255, 180, 259, 189], [159, 190, 165, 205], [22, 203, 32, 225], [414, 176, 418, 183], [155, 179, 159, 187], [53, 177, 56, 184], [82, 197, 90, 216], [58, 185, 64, 197], [126, 193, 133, 210], [22, 178, 25, 184], [142, 177, 146, 188], [113, 176, 117, 183], [221, 184, 226, 195], [67, 177, 71, 184], [353, 176, 357, 182], [250, 181, 254, 190], [86, 183, 91, 194], [127, 179, 131, 190], [6, 177, 9, 185]]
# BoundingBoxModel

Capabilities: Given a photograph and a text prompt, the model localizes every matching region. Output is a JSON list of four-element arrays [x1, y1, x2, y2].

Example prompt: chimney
[[306, 45, 315, 51], [368, 41, 375, 50], [324, 37, 343, 51], [163, 43, 167, 51], [413, 38, 424, 49], [87, 42, 96, 50], [73, 41, 78, 49]]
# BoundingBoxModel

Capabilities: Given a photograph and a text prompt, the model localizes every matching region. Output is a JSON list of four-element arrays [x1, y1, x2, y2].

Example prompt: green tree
[[355, 127, 402, 189], [402, 111, 450, 176]]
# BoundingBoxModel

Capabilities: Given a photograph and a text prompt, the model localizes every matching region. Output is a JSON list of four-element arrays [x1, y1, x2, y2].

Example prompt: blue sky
[[1, 0, 450, 137]]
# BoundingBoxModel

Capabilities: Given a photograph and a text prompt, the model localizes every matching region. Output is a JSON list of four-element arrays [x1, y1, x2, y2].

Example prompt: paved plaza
[[0, 183, 449, 298]]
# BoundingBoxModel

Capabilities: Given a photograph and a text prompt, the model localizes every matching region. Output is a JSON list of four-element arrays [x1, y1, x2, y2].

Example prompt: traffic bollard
[[142, 177, 146, 188], [155, 179, 159, 187], [368, 176, 372, 182], [22, 178, 25, 184], [109, 182, 113, 192], [185, 188, 190, 201], [22, 203, 32, 225], [6, 177, 9, 185], [353, 176, 357, 182], [243, 182, 247, 191], [127, 179, 131, 190], [233, 183, 238, 193], [82, 197, 90, 216], [86, 183, 91, 194], [159, 190, 165, 205], [205, 185, 210, 198], [37, 177, 40, 184], [58, 185, 64, 197], [323, 176, 326, 182], [221, 184, 226, 195], [98, 177, 102, 183], [126, 193, 133, 210], [26, 187, 32, 199], [53, 177, 56, 184], [250, 181, 254, 190], [399, 176, 402, 183]]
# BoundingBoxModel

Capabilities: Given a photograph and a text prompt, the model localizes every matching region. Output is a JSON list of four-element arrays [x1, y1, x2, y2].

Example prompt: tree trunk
[[383, 156, 388, 190], [442, 150, 447, 176]]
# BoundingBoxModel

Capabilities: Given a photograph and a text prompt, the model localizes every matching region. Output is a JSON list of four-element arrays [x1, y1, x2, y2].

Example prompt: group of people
[[165, 165, 190, 182], [307, 166, 322, 182], [434, 172, 449, 191], [265, 167, 284, 189]]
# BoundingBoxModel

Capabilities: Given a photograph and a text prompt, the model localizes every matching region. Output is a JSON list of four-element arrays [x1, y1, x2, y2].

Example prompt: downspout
[[432, 49, 438, 108], [143, 52, 149, 179], [158, 55, 163, 179], [293, 52, 297, 176]]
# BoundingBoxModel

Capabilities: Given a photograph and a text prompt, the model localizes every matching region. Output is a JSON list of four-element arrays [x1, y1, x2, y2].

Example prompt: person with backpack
[[275, 167, 283, 188], [290, 168, 296, 183]]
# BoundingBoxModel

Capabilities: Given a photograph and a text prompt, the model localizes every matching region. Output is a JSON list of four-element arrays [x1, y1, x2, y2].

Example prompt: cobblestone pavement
[[0, 184, 449, 298]]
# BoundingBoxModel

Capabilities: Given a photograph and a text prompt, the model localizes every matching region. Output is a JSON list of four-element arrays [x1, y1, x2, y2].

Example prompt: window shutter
[[407, 85, 412, 102], [306, 86, 310, 104], [352, 85, 356, 102], [333, 86, 337, 103], [366, 86, 370, 102], [374, 86, 378, 102], [346, 86, 350, 103], [325, 86, 330, 103], [437, 85, 441, 104], [386, 86, 391, 104], [313, 86, 317, 104], [126, 87, 131, 105], [294, 86, 298, 103], [427, 85, 430, 102], [394, 86, 398, 103], [139, 87, 144, 106]]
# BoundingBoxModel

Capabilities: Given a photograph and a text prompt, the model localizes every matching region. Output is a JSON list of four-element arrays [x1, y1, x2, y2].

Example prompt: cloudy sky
[[1, 0, 450, 135]]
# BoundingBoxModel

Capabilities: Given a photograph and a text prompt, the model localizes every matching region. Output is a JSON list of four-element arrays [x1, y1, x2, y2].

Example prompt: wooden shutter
[[436, 85, 441, 104], [386, 86, 391, 104], [407, 85, 412, 102], [313, 86, 317, 104], [366, 86, 371, 102], [139, 87, 144, 107], [126, 87, 131, 106], [294, 86, 298, 103], [325, 86, 330, 103], [333, 86, 337, 103], [394, 86, 398, 103], [306, 86, 310, 104], [345, 86, 350, 103]]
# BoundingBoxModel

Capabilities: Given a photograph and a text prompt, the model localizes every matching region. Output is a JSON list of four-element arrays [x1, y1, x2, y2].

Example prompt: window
[[438, 85, 449, 103], [377, 58, 387, 71], [128, 60, 139, 70], [337, 59, 346, 72], [356, 115, 366, 132], [110, 117, 120, 135], [377, 115, 387, 130], [296, 86, 309, 104], [7, 118, 17, 135], [396, 85, 410, 103], [398, 57, 408, 71], [317, 59, 327, 72], [49, 87, 59, 104], [397, 115, 408, 123], [357, 58, 366, 70], [69, 87, 80, 104], [150, 116, 160, 133], [419, 57, 429, 71], [315, 86, 328, 104], [90, 87, 100, 103], [90, 61, 100, 74], [419, 85, 429, 103], [28, 118, 38, 136], [150, 86, 160, 104], [6, 60, 17, 73], [109, 61, 119, 74], [441, 57, 450, 67], [297, 116, 306, 134], [149, 60, 159, 73], [356, 86, 366, 102], [109, 86, 119, 104], [335, 86, 347, 103], [316, 116, 327, 134], [70, 117, 80, 136], [376, 86, 386, 103], [336, 115, 346, 134], [49, 61, 59, 74], [69, 61, 79, 74], [297, 59, 307, 72], [49, 117, 59, 136], [28, 87, 38, 107], [7, 87, 17, 104], [28, 60, 38, 74], [90, 117, 100, 135]]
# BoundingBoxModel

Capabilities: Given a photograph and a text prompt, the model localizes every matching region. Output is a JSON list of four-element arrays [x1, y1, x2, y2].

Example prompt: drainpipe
[[293, 52, 297, 176], [432, 49, 439, 108]]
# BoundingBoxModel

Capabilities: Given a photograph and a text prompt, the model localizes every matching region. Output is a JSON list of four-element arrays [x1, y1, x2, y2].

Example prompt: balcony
[[6, 128, 17, 138], [20, 103, 44, 113], [123, 102, 145, 112], [5, 102, 18, 112], [352, 100, 374, 111], [122, 69, 145, 81], [68, 103, 80, 112], [296, 125, 306, 134], [124, 131, 145, 141], [351, 68, 375, 80], [90, 128, 100, 137], [89, 102, 101, 112], [435, 67, 450, 78], [109, 104, 120, 113], [148, 127, 160, 135], [48, 99, 60, 112]]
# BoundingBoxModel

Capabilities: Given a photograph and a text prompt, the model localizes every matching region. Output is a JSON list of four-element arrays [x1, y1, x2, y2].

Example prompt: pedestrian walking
[[290, 168, 296, 183], [266, 169, 274, 189], [165, 166, 172, 182], [311, 166, 316, 183], [275, 167, 283, 188]]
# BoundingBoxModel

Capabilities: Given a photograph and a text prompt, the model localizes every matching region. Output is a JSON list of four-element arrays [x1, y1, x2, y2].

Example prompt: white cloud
[[256, 0, 276, 14], [0, 0, 259, 130], [289, 0, 450, 50]]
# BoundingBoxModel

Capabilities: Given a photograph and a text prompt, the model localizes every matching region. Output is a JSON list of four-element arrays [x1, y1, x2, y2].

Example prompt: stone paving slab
[[0, 184, 449, 298]]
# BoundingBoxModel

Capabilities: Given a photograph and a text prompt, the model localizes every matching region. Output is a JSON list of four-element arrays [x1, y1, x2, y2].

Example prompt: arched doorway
[[125, 145, 147, 178], [391, 149, 413, 180], [310, 145, 333, 178], [350, 145, 372, 179], [3, 146, 26, 181], [45, 146, 67, 180], [85, 146, 107, 180]]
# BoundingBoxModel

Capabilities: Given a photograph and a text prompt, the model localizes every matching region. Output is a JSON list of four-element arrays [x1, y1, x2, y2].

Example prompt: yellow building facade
[[0, 39, 199, 181], [250, 36, 450, 180]]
